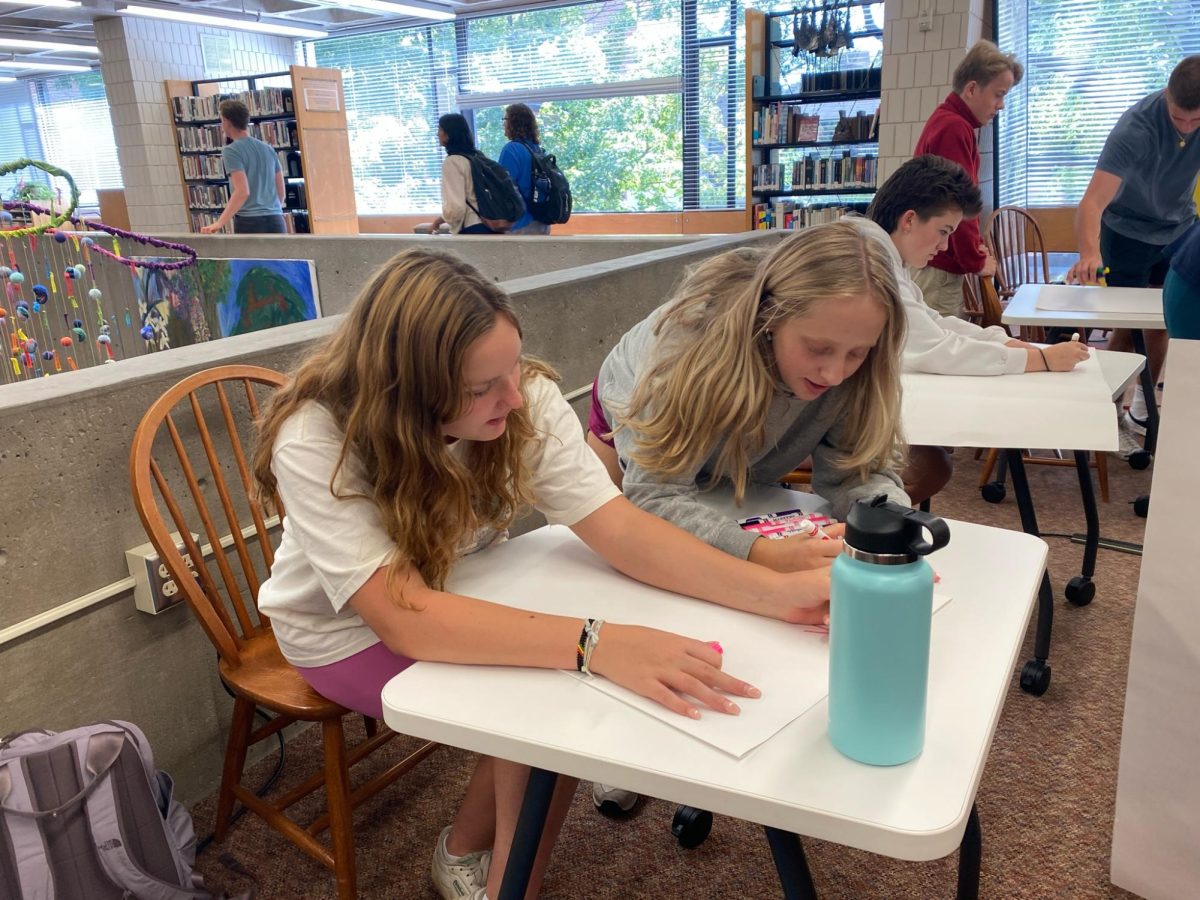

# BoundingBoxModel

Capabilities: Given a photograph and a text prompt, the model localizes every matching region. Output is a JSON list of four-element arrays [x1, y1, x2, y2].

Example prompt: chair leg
[[362, 715, 378, 738], [978, 448, 1000, 487], [322, 718, 357, 900], [215, 697, 256, 841], [1095, 451, 1110, 503]]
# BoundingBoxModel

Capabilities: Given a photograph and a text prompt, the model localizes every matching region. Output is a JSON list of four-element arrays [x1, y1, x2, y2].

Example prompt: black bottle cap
[[843, 494, 951, 559]]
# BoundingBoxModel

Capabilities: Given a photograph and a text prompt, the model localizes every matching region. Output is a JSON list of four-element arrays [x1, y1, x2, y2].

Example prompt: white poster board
[[1110, 339, 1200, 898]]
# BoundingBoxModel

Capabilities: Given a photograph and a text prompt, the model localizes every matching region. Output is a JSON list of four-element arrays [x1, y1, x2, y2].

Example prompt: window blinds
[[997, 0, 1200, 207], [29, 73, 123, 210]]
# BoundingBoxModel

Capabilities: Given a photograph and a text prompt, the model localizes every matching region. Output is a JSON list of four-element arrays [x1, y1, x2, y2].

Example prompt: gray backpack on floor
[[0, 720, 214, 899]]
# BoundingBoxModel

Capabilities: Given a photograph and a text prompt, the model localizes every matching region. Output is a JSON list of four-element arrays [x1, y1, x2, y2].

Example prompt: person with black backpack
[[498, 104, 549, 235], [431, 113, 525, 235], [498, 103, 572, 233]]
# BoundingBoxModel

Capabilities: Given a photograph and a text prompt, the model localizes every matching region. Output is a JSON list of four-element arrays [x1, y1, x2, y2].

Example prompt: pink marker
[[797, 519, 833, 541]]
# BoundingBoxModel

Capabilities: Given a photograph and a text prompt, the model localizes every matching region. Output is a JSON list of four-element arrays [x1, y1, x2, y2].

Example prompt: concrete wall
[[0, 230, 780, 806], [170, 233, 703, 317]]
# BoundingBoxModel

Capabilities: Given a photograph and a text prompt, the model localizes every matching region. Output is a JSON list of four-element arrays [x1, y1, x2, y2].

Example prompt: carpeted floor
[[191, 450, 1154, 899]]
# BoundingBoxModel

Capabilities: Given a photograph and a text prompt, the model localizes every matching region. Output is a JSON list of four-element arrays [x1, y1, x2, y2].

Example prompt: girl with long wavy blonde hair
[[253, 248, 837, 900], [588, 220, 911, 575]]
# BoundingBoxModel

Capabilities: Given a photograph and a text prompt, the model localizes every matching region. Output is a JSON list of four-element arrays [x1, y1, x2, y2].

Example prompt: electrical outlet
[[126, 534, 198, 614]]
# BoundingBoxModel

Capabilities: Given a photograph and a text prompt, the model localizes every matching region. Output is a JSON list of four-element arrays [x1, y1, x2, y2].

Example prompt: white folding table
[[382, 502, 1046, 900], [1003, 283, 1165, 465], [902, 350, 1143, 695]]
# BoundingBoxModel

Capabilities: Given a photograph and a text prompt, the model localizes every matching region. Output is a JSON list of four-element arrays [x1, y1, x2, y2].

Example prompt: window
[[997, 0, 1200, 207], [306, 0, 778, 215], [0, 82, 43, 201]]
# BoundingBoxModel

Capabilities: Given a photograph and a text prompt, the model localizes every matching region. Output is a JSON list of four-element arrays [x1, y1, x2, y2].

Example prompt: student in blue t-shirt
[[497, 103, 550, 236], [1067, 57, 1200, 432], [200, 99, 286, 235], [1165, 221, 1200, 339]]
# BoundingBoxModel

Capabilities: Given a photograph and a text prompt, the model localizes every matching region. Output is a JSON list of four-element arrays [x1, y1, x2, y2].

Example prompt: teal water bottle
[[828, 495, 950, 765]]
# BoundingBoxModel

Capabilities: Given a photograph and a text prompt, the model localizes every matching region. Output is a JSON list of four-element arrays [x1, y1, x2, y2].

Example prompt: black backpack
[[522, 141, 572, 225], [453, 150, 525, 233]]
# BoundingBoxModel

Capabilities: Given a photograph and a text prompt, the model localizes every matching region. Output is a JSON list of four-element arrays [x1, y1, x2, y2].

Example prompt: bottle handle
[[902, 507, 951, 556]]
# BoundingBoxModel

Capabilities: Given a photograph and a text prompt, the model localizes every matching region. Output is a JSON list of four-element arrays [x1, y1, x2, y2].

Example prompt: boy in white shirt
[[845, 154, 1089, 375]]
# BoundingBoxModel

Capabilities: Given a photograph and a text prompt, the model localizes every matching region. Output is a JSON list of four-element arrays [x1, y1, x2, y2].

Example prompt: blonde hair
[[952, 40, 1024, 93], [253, 248, 551, 598], [617, 221, 906, 503]]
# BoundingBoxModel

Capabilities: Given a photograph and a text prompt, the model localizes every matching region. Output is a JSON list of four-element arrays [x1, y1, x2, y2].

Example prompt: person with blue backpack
[[498, 104, 551, 235]]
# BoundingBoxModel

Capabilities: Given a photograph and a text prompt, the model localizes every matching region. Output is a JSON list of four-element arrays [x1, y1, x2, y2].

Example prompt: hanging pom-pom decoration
[[140, 325, 155, 340], [8, 270, 24, 285]]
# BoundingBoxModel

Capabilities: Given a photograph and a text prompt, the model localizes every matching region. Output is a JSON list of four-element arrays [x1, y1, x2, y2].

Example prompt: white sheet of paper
[[1034, 284, 1162, 315], [445, 529, 950, 760], [901, 351, 1117, 450], [567, 591, 952, 758]]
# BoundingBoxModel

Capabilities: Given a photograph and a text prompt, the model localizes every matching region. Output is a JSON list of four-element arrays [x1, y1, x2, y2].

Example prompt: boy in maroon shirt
[[912, 41, 1023, 316]]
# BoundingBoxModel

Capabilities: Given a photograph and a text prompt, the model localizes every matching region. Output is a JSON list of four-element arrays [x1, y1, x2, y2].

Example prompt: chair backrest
[[961, 272, 1007, 331], [129, 365, 289, 667], [985, 205, 1050, 301]]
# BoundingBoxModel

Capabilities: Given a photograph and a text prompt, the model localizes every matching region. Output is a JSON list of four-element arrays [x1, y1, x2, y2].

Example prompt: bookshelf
[[165, 65, 356, 235], [745, 3, 886, 231]]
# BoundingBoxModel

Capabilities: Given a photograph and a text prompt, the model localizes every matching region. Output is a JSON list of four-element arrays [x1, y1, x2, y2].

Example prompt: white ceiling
[[0, 0, 559, 71]]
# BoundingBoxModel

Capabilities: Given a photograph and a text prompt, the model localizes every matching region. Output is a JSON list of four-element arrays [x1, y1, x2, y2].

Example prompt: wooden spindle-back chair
[[128, 364, 436, 899]]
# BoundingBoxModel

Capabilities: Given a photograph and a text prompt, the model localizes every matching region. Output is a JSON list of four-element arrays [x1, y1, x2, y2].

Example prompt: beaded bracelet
[[580, 618, 606, 677], [576, 619, 593, 672]]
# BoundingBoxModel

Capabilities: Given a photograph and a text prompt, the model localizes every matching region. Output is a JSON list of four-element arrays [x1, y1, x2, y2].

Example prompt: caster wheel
[[671, 805, 713, 849], [1065, 576, 1095, 606], [1133, 495, 1150, 518], [1020, 659, 1051, 696], [980, 482, 1006, 504], [1128, 450, 1152, 470]]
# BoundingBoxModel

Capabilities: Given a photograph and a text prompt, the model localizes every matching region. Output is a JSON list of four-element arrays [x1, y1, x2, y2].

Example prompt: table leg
[[1129, 328, 1160, 455], [764, 827, 819, 900], [497, 767, 559, 900], [1006, 449, 1054, 696], [1063, 451, 1099, 607], [955, 804, 982, 900]]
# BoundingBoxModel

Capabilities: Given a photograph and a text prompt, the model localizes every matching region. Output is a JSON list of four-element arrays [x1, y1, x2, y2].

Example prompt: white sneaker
[[1117, 416, 1144, 460], [431, 826, 491, 900], [1122, 410, 1149, 437], [592, 782, 639, 815]]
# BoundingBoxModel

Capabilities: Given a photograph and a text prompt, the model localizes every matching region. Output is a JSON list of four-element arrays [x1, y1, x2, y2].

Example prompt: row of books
[[751, 152, 879, 192], [180, 153, 224, 180], [172, 87, 294, 123], [187, 183, 230, 210], [752, 106, 879, 146], [181, 148, 300, 182], [751, 201, 870, 232], [177, 119, 298, 153], [752, 67, 882, 98], [188, 210, 310, 233]]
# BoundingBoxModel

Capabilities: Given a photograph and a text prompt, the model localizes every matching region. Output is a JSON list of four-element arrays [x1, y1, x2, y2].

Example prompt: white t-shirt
[[257, 375, 621, 667]]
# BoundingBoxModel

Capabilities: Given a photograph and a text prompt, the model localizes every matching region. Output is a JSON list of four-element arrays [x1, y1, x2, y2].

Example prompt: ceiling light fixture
[[0, 1, 81, 8], [336, 1, 455, 21], [0, 37, 100, 54], [119, 4, 328, 40], [0, 60, 92, 72], [0, 76, 16, 83]]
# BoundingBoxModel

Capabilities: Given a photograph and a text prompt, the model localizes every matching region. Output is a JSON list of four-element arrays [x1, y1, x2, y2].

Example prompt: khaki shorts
[[911, 266, 965, 318]]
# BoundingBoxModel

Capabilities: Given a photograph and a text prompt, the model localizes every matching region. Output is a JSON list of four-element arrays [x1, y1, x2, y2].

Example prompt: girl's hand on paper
[[588, 625, 761, 719], [749, 525, 844, 573]]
